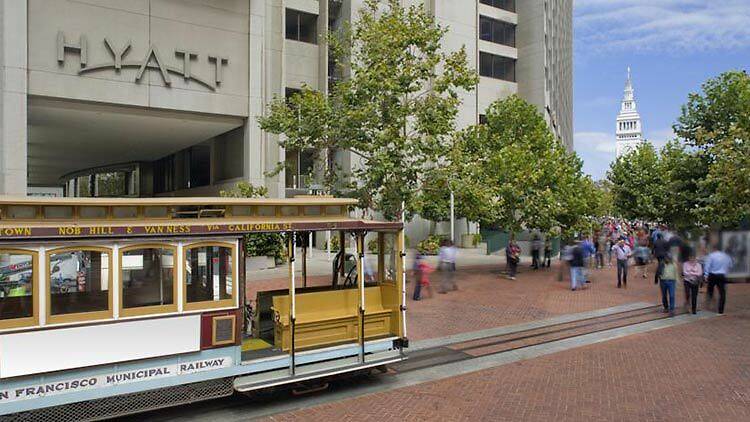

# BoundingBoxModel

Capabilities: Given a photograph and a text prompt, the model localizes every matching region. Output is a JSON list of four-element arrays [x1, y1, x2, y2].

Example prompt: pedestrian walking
[[543, 238, 552, 268], [659, 254, 680, 315], [569, 242, 585, 291], [595, 231, 606, 269], [704, 245, 733, 314], [531, 234, 542, 270], [635, 229, 650, 279], [506, 239, 521, 280], [412, 253, 424, 301], [653, 233, 669, 285], [608, 229, 619, 267], [581, 236, 595, 283], [438, 239, 458, 293], [417, 255, 434, 299], [612, 238, 632, 288], [682, 249, 703, 315]]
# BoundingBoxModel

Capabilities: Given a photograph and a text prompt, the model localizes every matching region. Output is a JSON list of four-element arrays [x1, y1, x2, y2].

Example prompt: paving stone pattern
[[265, 273, 750, 422]]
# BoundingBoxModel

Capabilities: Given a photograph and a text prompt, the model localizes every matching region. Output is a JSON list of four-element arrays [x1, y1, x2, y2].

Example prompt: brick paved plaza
[[264, 262, 750, 422], [248, 257, 663, 341]]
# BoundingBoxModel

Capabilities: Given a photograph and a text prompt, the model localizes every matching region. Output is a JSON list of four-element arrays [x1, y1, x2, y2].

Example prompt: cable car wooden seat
[[271, 286, 393, 351]]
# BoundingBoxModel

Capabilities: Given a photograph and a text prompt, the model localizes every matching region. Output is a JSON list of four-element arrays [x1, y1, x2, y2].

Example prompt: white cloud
[[645, 127, 676, 149], [574, 131, 617, 153], [575, 0, 750, 55]]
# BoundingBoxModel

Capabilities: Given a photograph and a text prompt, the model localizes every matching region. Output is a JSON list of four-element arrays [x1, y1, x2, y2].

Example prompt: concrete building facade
[[0, 0, 572, 238]]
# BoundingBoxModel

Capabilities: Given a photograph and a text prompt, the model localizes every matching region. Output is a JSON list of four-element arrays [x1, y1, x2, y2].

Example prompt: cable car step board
[[233, 350, 403, 392]]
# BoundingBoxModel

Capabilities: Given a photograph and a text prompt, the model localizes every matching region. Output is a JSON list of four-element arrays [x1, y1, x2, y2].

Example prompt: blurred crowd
[[564, 220, 734, 315]]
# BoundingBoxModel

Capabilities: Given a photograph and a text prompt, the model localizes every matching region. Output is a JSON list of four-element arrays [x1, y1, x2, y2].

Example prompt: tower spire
[[615, 66, 644, 158]]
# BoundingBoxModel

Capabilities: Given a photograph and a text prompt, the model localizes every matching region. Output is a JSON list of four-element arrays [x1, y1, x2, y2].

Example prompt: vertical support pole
[[356, 232, 366, 363], [377, 232, 385, 283], [288, 232, 296, 375], [339, 230, 346, 278], [450, 190, 455, 244], [239, 237, 247, 334], [301, 233, 308, 288], [326, 230, 331, 261], [400, 201, 407, 340]]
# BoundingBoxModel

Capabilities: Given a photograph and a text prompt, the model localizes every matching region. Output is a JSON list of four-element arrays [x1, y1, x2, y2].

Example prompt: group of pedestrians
[[412, 239, 458, 301], [597, 220, 734, 315]]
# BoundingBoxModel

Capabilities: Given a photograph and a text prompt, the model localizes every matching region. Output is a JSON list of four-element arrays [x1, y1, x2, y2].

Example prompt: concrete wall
[[516, 0, 573, 150], [27, 0, 250, 117], [0, 0, 28, 194]]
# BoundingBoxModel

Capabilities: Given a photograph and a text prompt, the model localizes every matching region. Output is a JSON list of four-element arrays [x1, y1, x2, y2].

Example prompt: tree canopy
[[258, 0, 477, 220], [608, 70, 750, 230], [446, 95, 600, 236], [673, 70, 750, 227]]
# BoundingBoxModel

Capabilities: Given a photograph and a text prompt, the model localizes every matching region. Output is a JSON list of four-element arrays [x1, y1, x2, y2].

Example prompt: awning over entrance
[[27, 97, 244, 186]]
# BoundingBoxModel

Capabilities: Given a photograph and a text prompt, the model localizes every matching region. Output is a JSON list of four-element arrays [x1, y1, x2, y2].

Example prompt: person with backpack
[[568, 242, 586, 291], [611, 238, 632, 288], [653, 233, 669, 285]]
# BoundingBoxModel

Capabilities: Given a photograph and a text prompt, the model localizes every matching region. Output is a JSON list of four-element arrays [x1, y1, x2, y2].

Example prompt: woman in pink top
[[682, 249, 703, 315]]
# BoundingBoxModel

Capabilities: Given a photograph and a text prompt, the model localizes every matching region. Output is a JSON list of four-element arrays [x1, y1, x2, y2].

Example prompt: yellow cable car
[[0, 196, 407, 420]]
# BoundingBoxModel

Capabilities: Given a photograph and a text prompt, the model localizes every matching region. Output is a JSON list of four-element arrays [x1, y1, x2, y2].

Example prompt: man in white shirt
[[704, 246, 733, 314], [612, 238, 632, 288], [438, 240, 458, 293]]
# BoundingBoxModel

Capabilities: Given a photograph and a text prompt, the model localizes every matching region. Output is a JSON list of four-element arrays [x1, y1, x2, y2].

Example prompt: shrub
[[368, 235, 411, 254], [244, 232, 286, 262], [416, 234, 447, 255]]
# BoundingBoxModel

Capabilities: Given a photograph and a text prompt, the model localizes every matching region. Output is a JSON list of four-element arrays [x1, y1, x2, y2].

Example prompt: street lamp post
[[450, 190, 455, 244]]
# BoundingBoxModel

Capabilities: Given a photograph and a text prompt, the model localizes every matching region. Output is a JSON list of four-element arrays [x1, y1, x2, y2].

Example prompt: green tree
[[658, 140, 709, 231], [448, 95, 592, 236], [258, 0, 477, 220], [606, 143, 665, 222], [673, 70, 750, 227], [220, 182, 285, 261]]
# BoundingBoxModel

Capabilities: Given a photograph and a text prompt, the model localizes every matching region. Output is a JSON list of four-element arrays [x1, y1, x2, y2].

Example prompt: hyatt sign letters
[[57, 31, 229, 91]]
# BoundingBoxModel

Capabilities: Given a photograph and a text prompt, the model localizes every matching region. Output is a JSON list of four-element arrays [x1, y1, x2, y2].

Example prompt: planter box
[[246, 256, 276, 271]]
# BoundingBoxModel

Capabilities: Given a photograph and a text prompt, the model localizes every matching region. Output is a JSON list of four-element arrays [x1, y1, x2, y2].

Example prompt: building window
[[479, 52, 516, 82], [184, 243, 235, 311], [284, 87, 315, 189], [120, 245, 177, 316], [285, 149, 315, 189], [479, 114, 488, 125], [48, 248, 111, 323], [286, 9, 318, 44], [0, 250, 37, 329], [479, 16, 516, 47], [480, 0, 515, 13]]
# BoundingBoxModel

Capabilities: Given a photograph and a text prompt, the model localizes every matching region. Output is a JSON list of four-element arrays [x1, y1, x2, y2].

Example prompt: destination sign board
[[0, 220, 400, 240]]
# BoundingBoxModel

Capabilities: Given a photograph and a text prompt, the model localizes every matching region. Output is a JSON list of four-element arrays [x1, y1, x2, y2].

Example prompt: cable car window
[[184, 244, 233, 309], [121, 246, 176, 315], [48, 248, 111, 321], [0, 251, 35, 322]]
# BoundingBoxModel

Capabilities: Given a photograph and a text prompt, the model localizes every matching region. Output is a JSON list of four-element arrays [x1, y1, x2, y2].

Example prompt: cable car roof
[[0, 196, 402, 241]]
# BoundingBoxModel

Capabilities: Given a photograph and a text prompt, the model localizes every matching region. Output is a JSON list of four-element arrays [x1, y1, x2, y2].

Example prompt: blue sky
[[573, 0, 750, 179]]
